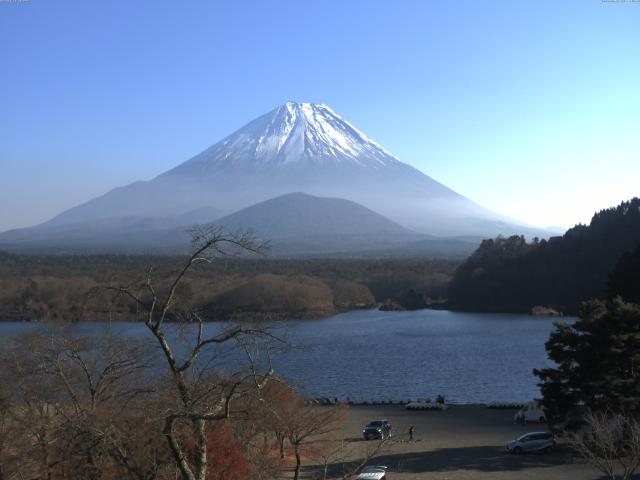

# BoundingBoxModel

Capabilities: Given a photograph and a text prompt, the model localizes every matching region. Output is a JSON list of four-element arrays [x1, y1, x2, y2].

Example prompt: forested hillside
[[608, 243, 640, 304], [448, 198, 640, 313], [0, 253, 457, 321]]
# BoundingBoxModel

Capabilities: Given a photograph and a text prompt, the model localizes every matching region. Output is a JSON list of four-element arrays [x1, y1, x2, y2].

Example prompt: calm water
[[0, 309, 569, 404]]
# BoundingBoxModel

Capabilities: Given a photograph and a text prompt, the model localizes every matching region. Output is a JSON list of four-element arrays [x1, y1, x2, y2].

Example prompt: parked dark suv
[[362, 419, 392, 440]]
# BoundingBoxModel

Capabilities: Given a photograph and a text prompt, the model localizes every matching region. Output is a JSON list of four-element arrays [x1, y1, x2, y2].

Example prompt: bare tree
[[0, 388, 15, 480], [315, 436, 388, 480], [102, 226, 278, 480], [0, 337, 66, 480], [284, 403, 346, 480], [0, 329, 167, 480], [39, 332, 164, 480], [569, 410, 640, 480], [250, 380, 347, 480]]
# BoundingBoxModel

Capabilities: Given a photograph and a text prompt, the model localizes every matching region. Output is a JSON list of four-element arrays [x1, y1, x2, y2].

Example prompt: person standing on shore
[[409, 425, 415, 442]]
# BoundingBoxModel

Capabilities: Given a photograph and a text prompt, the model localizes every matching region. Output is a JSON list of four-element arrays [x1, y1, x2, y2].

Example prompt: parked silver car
[[506, 431, 555, 454], [356, 465, 388, 480]]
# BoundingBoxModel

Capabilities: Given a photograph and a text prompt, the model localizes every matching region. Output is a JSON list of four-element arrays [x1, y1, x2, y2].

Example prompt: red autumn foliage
[[205, 422, 249, 480]]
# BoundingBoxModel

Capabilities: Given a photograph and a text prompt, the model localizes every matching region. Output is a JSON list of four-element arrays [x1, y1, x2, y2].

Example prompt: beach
[[316, 404, 600, 479]]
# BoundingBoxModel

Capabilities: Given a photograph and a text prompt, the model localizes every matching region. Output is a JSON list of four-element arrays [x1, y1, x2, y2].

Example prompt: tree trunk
[[39, 428, 53, 480], [293, 444, 302, 480], [194, 419, 208, 480], [0, 439, 4, 480], [163, 417, 196, 480], [279, 434, 285, 459]]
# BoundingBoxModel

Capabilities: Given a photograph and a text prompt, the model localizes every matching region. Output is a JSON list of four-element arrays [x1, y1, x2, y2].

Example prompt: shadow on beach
[[313, 444, 599, 478]]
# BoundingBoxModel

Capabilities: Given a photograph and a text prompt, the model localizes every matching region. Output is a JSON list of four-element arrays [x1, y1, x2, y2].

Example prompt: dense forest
[[608, 243, 640, 304], [0, 252, 458, 321], [448, 198, 640, 314]]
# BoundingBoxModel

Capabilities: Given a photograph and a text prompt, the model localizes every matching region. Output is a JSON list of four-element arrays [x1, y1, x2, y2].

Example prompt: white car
[[356, 465, 388, 480], [515, 401, 547, 423]]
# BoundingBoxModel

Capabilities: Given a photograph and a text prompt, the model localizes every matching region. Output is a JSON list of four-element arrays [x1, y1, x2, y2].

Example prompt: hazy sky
[[1, 0, 638, 232]]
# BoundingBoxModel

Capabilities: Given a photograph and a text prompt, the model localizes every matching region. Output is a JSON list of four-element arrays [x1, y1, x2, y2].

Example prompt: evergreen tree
[[608, 244, 640, 304], [535, 298, 640, 428], [449, 197, 640, 313]]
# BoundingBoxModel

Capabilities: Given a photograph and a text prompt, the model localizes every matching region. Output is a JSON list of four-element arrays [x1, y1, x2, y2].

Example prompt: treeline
[[0, 253, 458, 321], [448, 198, 640, 314], [608, 243, 640, 304]]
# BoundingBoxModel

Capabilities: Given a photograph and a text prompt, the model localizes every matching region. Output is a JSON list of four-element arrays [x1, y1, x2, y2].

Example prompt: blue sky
[[1, 0, 638, 231]]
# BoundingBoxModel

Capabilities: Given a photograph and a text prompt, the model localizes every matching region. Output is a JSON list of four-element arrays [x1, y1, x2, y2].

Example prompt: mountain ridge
[[0, 192, 480, 258], [1, 101, 554, 251], [209, 192, 414, 239]]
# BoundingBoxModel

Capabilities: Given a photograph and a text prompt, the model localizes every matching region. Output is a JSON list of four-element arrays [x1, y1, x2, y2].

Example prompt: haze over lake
[[0, 309, 568, 404]]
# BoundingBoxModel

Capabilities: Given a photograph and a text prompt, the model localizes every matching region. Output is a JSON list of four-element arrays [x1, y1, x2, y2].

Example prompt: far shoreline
[[0, 305, 570, 324]]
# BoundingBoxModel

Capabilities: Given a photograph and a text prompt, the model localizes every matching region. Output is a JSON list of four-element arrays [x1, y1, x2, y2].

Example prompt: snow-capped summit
[[168, 102, 401, 174]]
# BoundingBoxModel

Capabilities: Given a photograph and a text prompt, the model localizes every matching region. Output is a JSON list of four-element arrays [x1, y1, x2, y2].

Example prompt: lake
[[0, 309, 569, 404]]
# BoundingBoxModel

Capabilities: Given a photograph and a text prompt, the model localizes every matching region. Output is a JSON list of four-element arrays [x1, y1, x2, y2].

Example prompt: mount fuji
[[0, 102, 549, 254]]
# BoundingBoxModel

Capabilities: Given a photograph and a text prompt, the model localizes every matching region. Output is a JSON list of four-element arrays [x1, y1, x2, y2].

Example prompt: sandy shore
[[310, 404, 602, 480]]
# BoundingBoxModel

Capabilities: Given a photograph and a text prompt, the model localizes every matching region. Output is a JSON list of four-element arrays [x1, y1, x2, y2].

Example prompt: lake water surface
[[0, 309, 569, 404]]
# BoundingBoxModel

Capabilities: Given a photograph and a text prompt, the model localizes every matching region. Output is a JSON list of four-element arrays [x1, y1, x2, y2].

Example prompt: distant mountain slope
[[211, 192, 412, 239], [0, 192, 480, 258], [160, 192, 421, 255], [17, 101, 549, 243], [448, 198, 640, 314], [0, 207, 222, 252], [196, 193, 481, 258]]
